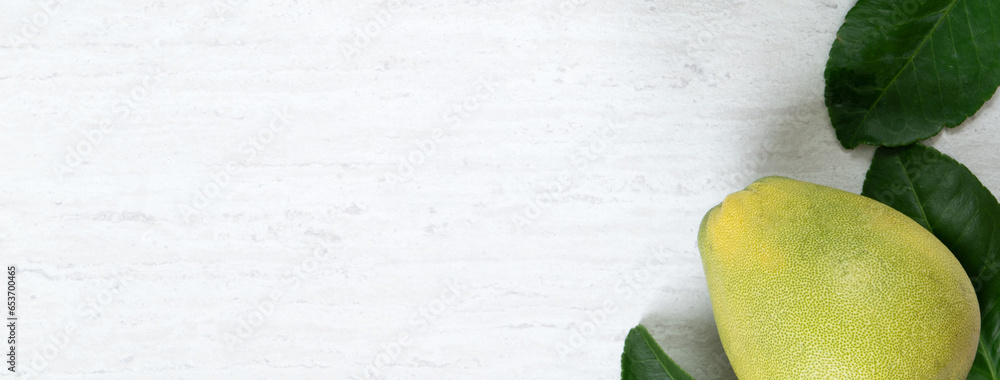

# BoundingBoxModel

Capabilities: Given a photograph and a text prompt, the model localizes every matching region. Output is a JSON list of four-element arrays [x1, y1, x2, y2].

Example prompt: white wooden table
[[3, 0, 998, 379]]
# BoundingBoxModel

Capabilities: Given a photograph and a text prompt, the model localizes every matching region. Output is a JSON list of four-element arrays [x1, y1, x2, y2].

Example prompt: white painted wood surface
[[3, 0, 999, 379]]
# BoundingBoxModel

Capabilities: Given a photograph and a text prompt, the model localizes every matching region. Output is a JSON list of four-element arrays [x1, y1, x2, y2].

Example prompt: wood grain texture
[[1, 0, 998, 379]]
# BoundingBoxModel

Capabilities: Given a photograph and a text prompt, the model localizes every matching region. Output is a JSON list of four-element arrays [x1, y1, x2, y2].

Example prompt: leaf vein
[[896, 154, 934, 232], [850, 0, 964, 145]]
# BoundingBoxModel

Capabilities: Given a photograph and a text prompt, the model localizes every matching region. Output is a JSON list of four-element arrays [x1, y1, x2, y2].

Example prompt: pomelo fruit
[[698, 176, 980, 379]]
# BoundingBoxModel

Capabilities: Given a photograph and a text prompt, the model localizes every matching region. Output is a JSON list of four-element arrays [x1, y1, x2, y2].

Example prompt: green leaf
[[824, 0, 1000, 148], [971, 284, 1000, 380], [621, 324, 697, 380], [861, 143, 1000, 379]]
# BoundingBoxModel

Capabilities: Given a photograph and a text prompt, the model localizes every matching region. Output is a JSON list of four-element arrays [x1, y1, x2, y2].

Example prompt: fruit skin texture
[[698, 176, 980, 379]]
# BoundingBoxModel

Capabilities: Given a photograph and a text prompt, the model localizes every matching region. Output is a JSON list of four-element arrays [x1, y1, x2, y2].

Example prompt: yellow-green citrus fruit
[[698, 176, 980, 379]]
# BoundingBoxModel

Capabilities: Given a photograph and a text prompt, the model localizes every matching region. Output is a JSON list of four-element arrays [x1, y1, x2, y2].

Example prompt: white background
[[3, 0, 999, 379]]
